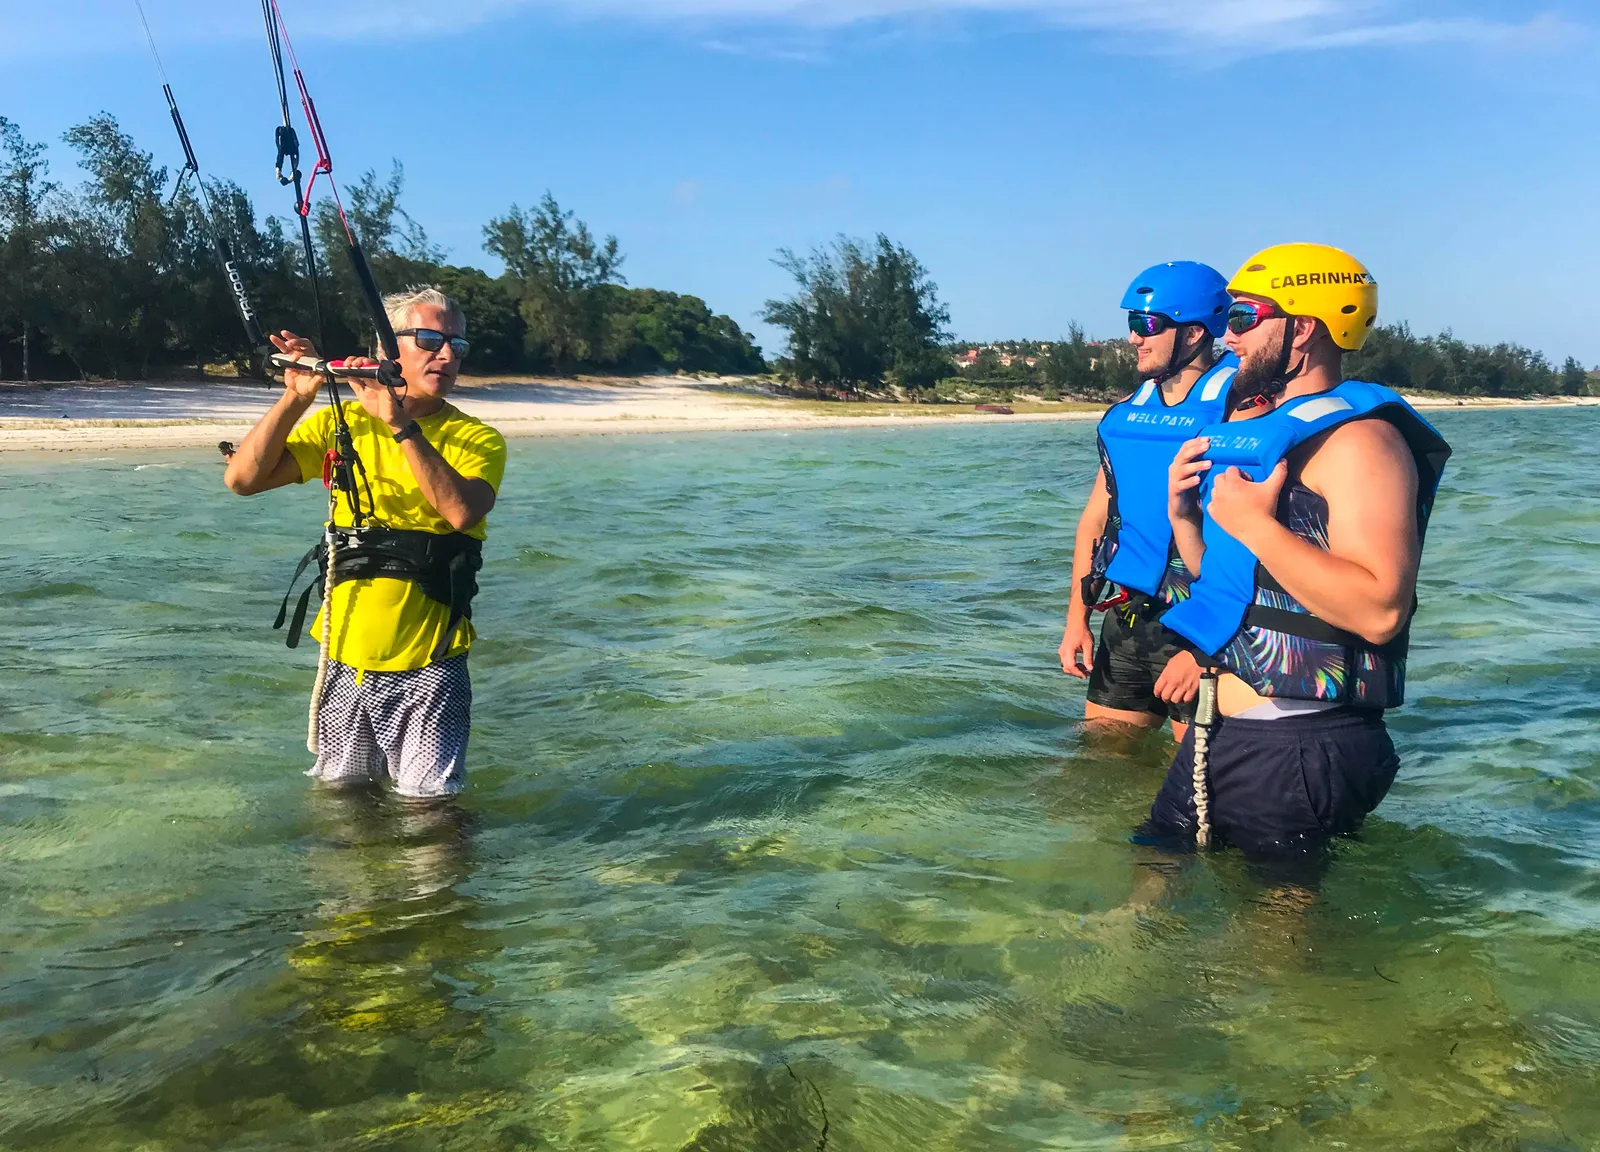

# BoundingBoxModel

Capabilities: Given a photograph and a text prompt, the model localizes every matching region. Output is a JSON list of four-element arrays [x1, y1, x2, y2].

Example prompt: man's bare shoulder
[[1300, 415, 1417, 498], [1307, 414, 1411, 466]]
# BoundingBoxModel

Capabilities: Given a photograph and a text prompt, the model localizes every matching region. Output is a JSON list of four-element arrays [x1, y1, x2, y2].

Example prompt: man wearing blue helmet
[[1059, 262, 1238, 740]]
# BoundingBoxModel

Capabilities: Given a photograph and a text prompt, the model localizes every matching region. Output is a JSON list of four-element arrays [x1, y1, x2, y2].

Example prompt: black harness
[[274, 526, 483, 663]]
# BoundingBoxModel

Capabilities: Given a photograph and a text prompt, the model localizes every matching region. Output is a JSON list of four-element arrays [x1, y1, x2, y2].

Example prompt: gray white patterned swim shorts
[[308, 654, 472, 799]]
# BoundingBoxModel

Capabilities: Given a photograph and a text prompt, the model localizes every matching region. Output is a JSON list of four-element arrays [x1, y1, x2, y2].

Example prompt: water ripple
[[2, 412, 1599, 1148]]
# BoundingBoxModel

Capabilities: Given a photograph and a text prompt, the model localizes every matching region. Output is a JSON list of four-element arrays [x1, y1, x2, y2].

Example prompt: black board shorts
[[1085, 596, 1196, 724], [1138, 707, 1400, 856]]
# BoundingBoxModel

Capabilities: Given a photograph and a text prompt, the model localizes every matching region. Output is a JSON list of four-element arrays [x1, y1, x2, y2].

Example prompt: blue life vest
[[1160, 380, 1451, 706], [1090, 353, 1238, 600]]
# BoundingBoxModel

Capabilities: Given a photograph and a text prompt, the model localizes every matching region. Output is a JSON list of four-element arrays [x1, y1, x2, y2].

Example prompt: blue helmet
[[1120, 261, 1231, 339]]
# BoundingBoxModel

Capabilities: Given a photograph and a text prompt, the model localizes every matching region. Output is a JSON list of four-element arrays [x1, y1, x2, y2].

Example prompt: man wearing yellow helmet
[[1140, 243, 1453, 856]]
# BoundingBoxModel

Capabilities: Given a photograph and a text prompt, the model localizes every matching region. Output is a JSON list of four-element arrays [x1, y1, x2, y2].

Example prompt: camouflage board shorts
[[1085, 594, 1196, 724]]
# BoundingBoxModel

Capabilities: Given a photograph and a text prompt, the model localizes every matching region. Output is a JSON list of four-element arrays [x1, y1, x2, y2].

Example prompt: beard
[[1229, 320, 1289, 403], [1141, 328, 1208, 379], [1136, 342, 1171, 376]]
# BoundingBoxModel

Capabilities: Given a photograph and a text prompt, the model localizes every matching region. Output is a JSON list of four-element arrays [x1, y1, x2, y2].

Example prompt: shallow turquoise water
[[3, 410, 1599, 1150]]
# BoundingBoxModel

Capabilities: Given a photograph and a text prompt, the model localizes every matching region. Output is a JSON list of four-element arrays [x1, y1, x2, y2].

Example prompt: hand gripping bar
[[269, 352, 404, 389]]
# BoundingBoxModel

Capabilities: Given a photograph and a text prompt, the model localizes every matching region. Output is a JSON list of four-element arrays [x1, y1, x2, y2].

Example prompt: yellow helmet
[[1228, 243, 1378, 352]]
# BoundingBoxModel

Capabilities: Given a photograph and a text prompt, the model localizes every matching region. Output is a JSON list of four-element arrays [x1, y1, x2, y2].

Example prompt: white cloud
[[311, 0, 1578, 58], [4, 0, 1582, 60]]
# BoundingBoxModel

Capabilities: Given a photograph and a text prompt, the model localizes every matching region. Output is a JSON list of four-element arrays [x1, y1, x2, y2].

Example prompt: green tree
[[50, 114, 187, 377], [0, 117, 57, 379], [1560, 356, 1587, 396], [484, 192, 624, 371], [433, 265, 525, 373], [313, 162, 444, 354], [1346, 323, 1560, 397], [0, 115, 765, 381], [202, 181, 317, 362], [1040, 325, 1138, 399], [1041, 325, 1093, 396], [762, 234, 950, 394], [1343, 322, 1419, 391], [159, 176, 304, 372], [600, 288, 764, 376]]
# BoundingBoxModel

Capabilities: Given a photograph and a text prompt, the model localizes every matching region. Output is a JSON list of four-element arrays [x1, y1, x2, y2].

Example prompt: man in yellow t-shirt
[[224, 287, 506, 799]]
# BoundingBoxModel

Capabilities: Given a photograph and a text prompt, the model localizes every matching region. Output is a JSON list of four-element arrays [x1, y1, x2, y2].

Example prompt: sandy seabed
[[1, 376, 1593, 454]]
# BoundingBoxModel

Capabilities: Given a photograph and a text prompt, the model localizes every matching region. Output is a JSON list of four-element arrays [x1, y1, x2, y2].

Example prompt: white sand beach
[[1, 376, 1594, 454]]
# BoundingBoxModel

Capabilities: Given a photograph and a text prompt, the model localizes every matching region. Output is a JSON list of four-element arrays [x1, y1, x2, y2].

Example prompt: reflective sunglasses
[[1225, 299, 1284, 336], [1127, 311, 1177, 337], [397, 328, 471, 358]]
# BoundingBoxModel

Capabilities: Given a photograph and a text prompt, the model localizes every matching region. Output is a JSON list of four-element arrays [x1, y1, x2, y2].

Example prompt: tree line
[[1344, 324, 1591, 398], [0, 115, 765, 381], [3, 113, 1589, 399], [762, 238, 1594, 401]]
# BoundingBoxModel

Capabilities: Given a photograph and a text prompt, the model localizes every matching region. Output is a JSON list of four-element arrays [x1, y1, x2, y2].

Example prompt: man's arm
[[224, 333, 324, 495], [395, 430, 497, 532], [1059, 467, 1109, 677], [335, 365, 498, 532], [1209, 420, 1420, 645]]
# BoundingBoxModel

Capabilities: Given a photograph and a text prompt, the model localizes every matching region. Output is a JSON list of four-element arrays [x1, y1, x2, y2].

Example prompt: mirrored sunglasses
[[1127, 311, 1177, 337], [1225, 300, 1283, 336]]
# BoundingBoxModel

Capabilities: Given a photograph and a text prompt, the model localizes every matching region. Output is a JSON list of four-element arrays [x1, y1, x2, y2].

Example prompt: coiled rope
[[1192, 671, 1219, 849], [306, 517, 338, 753]]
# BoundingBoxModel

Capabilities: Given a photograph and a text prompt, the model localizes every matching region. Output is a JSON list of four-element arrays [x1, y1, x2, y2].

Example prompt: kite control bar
[[268, 352, 404, 388]]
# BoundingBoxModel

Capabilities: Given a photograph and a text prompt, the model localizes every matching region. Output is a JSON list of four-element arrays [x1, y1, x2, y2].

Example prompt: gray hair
[[381, 285, 466, 338]]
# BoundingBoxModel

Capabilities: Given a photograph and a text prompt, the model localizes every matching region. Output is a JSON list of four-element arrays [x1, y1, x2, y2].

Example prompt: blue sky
[[3, 1, 1594, 363]]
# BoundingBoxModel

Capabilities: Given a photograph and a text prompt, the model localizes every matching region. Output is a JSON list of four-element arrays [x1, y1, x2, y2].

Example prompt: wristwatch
[[393, 420, 422, 443]]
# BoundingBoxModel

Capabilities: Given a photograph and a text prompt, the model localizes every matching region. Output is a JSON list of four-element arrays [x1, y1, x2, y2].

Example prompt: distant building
[[951, 347, 1040, 370]]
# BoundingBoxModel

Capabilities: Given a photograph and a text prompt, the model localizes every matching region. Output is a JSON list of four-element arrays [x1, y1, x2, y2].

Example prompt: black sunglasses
[[1127, 311, 1178, 337], [397, 328, 470, 358]]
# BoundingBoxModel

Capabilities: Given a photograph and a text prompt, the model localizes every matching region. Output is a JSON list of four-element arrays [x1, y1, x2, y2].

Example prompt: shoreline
[[2, 376, 1595, 454]]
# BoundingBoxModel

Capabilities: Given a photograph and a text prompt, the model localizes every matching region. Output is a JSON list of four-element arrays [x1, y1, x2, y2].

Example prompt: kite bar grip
[[269, 352, 383, 380]]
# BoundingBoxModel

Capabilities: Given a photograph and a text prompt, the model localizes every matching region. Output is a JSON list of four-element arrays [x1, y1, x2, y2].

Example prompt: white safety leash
[[306, 512, 337, 754], [1191, 670, 1219, 849]]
